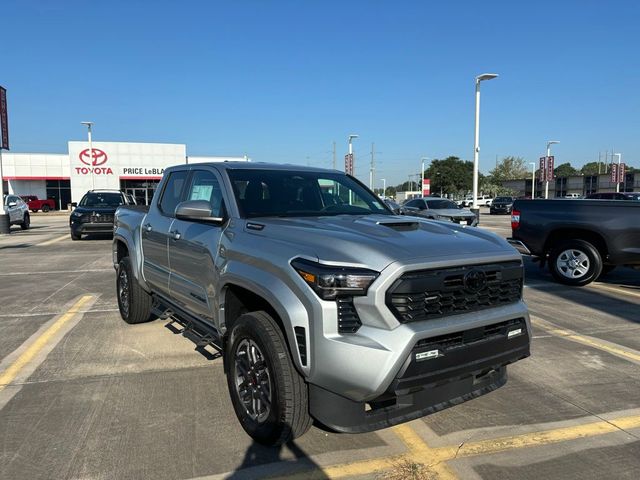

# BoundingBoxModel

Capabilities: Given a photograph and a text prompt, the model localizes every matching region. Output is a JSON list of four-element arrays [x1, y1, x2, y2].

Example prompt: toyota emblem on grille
[[464, 270, 487, 292]]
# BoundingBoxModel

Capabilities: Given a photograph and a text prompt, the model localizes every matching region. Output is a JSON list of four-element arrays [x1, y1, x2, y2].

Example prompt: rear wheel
[[549, 239, 603, 286], [226, 311, 312, 446], [117, 256, 152, 324], [20, 213, 30, 230]]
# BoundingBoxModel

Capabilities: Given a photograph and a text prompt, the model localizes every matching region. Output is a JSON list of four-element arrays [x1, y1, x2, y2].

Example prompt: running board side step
[[151, 294, 223, 359]]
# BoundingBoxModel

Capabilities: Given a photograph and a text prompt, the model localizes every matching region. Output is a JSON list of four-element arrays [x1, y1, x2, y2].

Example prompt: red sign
[[618, 163, 626, 183], [539, 157, 545, 182], [546, 156, 555, 182], [344, 153, 353, 175], [422, 178, 430, 196], [76, 148, 113, 175], [0, 86, 8, 150], [611, 164, 618, 183], [79, 148, 108, 166]]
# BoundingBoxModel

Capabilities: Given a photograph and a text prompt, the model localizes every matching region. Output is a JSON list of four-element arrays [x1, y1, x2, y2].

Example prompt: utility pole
[[369, 142, 375, 189], [332, 141, 336, 170], [598, 152, 601, 174]]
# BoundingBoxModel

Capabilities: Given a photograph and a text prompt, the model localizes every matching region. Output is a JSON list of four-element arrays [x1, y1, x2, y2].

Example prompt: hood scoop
[[377, 220, 420, 232]]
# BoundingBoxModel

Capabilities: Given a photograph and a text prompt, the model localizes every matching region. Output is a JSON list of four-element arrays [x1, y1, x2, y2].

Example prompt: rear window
[[79, 192, 123, 207], [424, 199, 458, 209]]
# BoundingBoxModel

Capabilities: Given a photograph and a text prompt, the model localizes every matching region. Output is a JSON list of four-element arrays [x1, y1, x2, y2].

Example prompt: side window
[[186, 170, 224, 217], [158, 170, 189, 216], [405, 199, 419, 208]]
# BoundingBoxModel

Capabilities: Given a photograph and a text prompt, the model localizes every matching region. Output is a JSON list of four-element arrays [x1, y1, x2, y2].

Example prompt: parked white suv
[[3, 194, 30, 230], [457, 195, 493, 207]]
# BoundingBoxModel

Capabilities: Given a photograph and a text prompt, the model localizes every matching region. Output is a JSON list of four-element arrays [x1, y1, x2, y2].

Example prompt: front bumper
[[310, 316, 529, 432], [70, 221, 114, 234]]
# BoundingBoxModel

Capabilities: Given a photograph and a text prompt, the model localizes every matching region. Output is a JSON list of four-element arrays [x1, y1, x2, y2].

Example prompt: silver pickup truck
[[113, 162, 530, 445]]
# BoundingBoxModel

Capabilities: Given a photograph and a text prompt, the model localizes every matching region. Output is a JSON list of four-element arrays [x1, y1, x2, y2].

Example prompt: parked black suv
[[69, 190, 136, 240], [490, 196, 515, 214]]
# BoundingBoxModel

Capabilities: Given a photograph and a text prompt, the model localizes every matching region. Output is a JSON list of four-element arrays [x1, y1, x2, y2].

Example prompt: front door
[[141, 170, 189, 296], [169, 169, 226, 322]]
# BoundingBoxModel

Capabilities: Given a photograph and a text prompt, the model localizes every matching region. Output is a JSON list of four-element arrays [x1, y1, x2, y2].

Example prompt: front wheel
[[117, 256, 152, 324], [42, 205, 51, 213], [549, 239, 603, 286], [226, 311, 312, 446], [20, 213, 30, 230]]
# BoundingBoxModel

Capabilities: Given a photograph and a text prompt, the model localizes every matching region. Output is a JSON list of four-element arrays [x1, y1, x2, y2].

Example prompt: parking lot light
[[530, 162, 536, 198], [81, 121, 95, 190], [473, 73, 499, 217], [545, 140, 559, 199]]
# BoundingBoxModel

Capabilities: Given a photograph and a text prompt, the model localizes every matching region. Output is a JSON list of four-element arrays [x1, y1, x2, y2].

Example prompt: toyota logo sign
[[79, 148, 108, 166], [463, 270, 487, 293]]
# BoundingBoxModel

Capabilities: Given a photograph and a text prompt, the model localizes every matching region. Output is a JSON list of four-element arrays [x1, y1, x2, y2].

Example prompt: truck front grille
[[386, 261, 522, 323]]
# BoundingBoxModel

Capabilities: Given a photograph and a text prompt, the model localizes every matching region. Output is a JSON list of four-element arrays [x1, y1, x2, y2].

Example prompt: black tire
[[549, 239, 603, 286], [226, 311, 312, 446], [20, 213, 30, 230], [117, 256, 152, 324], [31, 209, 38, 213], [71, 231, 82, 241], [42, 205, 50, 213]]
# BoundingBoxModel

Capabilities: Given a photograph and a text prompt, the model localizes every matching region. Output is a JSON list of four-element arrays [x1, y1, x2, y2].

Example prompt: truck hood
[[244, 214, 515, 271]]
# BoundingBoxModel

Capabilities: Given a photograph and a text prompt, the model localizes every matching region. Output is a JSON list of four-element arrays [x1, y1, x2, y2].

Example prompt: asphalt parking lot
[[1, 211, 639, 480]]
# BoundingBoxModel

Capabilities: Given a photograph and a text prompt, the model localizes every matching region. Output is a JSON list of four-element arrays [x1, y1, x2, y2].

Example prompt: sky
[[1, 0, 639, 186]]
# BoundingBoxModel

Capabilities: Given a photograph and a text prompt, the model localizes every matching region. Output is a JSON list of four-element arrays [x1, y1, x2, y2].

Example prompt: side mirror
[[8, 202, 17, 208], [71, 202, 78, 208], [175, 200, 224, 223]]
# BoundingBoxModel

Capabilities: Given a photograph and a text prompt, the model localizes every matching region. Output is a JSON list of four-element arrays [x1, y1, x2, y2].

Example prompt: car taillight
[[511, 209, 521, 230]]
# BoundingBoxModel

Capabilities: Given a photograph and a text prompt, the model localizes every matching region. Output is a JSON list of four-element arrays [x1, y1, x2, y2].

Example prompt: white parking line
[[0, 269, 112, 276]]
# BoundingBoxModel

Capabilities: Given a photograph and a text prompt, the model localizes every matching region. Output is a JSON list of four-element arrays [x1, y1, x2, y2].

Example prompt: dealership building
[[1, 141, 247, 208]]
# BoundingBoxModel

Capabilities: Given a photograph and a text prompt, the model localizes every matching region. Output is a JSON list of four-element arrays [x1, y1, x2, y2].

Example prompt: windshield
[[495, 197, 513, 202], [228, 169, 392, 218], [79, 192, 123, 207], [425, 199, 458, 209]]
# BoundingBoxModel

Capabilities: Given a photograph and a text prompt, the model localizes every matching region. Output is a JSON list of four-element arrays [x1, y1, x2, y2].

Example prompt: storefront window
[[46, 180, 71, 210], [120, 179, 160, 205]]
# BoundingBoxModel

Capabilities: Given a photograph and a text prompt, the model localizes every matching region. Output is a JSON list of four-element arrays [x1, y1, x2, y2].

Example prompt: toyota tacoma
[[113, 162, 531, 445]]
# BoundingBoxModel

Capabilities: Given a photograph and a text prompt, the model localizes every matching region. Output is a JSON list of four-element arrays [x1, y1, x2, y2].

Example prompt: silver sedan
[[403, 197, 478, 226]]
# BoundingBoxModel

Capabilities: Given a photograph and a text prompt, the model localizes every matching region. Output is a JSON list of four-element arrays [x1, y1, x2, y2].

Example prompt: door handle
[[170, 230, 181, 240], [143, 223, 152, 232]]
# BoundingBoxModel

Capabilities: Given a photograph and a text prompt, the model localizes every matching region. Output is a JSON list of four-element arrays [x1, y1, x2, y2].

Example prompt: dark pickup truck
[[508, 199, 640, 285]]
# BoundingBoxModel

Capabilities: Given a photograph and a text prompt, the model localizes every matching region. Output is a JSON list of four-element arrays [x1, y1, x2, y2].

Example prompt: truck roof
[[180, 161, 342, 174]]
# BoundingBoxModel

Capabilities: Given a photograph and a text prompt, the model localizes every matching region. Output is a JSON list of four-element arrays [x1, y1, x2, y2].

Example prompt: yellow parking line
[[0, 295, 93, 391], [433, 414, 640, 460], [532, 318, 640, 363], [38, 234, 69, 247]]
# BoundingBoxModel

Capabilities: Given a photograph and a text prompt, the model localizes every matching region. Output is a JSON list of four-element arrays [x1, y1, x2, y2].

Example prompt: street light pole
[[81, 121, 95, 190], [545, 140, 559, 199], [530, 162, 536, 198], [420, 157, 428, 197], [614, 153, 622, 192], [473, 73, 498, 219], [347, 134, 358, 174], [380, 178, 386, 198]]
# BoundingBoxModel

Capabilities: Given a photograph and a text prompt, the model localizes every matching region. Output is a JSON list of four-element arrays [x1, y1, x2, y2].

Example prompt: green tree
[[580, 162, 602, 175], [423, 156, 474, 196], [554, 162, 578, 177], [489, 156, 529, 182]]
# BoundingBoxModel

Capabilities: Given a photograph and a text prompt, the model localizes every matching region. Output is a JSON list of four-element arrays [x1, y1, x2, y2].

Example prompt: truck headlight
[[291, 258, 379, 300]]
